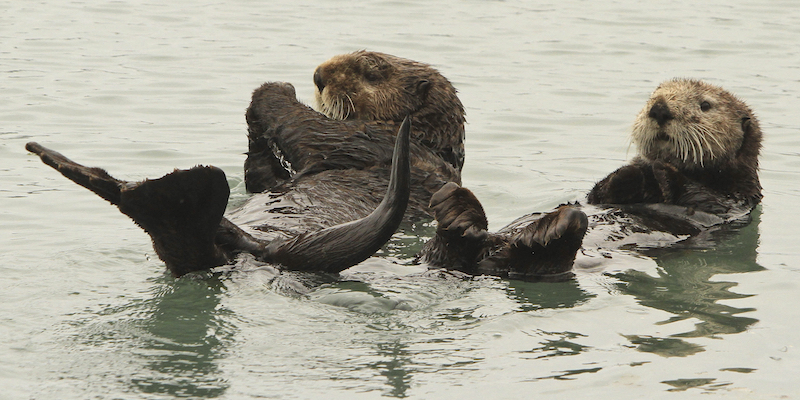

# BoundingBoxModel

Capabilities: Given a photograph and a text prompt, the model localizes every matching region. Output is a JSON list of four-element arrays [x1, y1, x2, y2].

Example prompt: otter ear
[[741, 116, 752, 133], [416, 79, 431, 99]]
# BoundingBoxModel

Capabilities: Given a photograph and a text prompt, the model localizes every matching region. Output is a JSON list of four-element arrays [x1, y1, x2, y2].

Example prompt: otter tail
[[25, 117, 411, 276], [261, 116, 412, 273]]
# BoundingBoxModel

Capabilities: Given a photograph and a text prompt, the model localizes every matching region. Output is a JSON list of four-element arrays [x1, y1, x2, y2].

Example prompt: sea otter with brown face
[[313, 51, 466, 171], [25, 50, 467, 278], [26, 51, 589, 281], [237, 51, 587, 280], [242, 51, 465, 221], [421, 79, 762, 278]]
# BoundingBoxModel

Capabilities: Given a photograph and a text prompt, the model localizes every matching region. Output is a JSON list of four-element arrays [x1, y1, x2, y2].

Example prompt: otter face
[[313, 51, 436, 121], [631, 79, 754, 170]]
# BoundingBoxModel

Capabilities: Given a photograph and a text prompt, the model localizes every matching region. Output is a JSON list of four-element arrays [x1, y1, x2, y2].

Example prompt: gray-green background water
[[2, 0, 799, 398]]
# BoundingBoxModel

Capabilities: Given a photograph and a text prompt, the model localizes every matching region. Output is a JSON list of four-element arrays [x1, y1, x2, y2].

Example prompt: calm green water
[[2, 0, 800, 398]]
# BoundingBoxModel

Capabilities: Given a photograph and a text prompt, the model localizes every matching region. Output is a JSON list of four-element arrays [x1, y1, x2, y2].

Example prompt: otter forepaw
[[489, 206, 588, 279], [588, 165, 648, 204], [520, 206, 588, 248], [651, 160, 685, 203]]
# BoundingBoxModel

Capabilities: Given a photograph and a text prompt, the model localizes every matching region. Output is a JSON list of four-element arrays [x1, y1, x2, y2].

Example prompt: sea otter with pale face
[[588, 78, 761, 213], [421, 79, 762, 276]]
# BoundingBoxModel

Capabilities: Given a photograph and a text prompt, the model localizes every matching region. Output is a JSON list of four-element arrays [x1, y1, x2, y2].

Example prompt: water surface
[[2, 0, 800, 398]]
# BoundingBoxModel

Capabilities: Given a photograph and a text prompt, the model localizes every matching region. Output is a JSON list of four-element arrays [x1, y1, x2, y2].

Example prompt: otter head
[[313, 50, 457, 121], [631, 79, 761, 172], [313, 51, 466, 170]]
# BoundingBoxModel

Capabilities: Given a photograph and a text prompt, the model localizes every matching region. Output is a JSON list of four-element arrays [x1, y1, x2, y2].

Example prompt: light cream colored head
[[631, 79, 757, 171]]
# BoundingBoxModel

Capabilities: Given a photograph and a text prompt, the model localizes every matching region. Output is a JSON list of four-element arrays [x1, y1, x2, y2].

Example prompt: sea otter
[[240, 51, 465, 225], [25, 51, 469, 278], [26, 51, 590, 281], [421, 79, 761, 278], [587, 78, 762, 213], [237, 51, 589, 281]]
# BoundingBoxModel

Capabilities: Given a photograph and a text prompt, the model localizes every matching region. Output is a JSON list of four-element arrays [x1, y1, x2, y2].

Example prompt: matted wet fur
[[313, 50, 466, 171], [241, 51, 590, 281], [420, 79, 762, 278], [244, 50, 466, 211], [420, 182, 588, 281], [26, 51, 469, 278]]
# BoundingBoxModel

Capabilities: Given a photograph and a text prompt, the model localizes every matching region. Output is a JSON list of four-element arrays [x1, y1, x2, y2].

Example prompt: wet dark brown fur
[[244, 51, 590, 280], [313, 50, 466, 171], [242, 52, 465, 224], [420, 183, 588, 280]]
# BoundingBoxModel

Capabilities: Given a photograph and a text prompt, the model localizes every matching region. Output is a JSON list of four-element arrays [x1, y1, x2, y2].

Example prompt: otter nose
[[648, 100, 673, 125], [313, 68, 325, 92]]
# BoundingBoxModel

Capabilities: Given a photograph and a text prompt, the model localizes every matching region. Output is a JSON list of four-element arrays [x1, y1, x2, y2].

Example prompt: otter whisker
[[685, 128, 699, 166], [678, 134, 689, 164], [344, 93, 355, 119], [689, 129, 704, 167], [706, 129, 725, 160], [328, 98, 339, 119], [696, 127, 716, 162], [333, 98, 342, 120]]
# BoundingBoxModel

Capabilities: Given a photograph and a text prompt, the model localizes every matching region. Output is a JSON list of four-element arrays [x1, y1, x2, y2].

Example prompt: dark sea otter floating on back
[[26, 51, 587, 280]]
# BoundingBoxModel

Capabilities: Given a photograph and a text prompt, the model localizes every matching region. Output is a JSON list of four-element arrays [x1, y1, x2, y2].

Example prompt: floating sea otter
[[421, 79, 762, 277], [26, 51, 587, 280], [25, 51, 449, 277]]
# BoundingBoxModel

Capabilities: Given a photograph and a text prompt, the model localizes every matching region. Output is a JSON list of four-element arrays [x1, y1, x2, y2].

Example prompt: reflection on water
[[521, 330, 589, 361], [43, 208, 766, 398], [369, 340, 412, 398], [611, 208, 763, 356], [75, 275, 235, 398], [377, 221, 437, 262], [507, 278, 595, 312], [662, 377, 731, 393]]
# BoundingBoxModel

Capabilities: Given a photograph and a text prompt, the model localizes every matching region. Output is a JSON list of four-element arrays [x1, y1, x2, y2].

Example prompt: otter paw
[[588, 165, 648, 204], [651, 160, 685, 202], [429, 182, 488, 240]]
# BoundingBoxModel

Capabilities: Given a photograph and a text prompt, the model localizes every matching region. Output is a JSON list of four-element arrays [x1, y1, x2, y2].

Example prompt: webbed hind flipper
[[118, 166, 232, 276], [25, 142, 126, 205], [479, 206, 588, 280], [26, 142, 231, 276]]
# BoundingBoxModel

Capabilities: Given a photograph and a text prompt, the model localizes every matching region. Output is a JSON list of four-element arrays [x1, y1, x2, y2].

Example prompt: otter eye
[[700, 101, 712, 112]]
